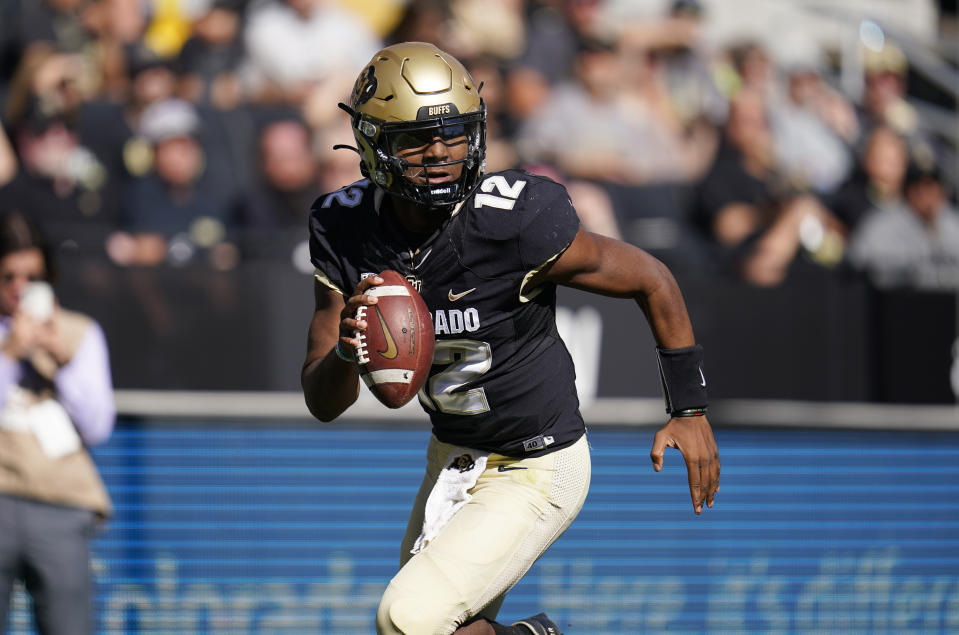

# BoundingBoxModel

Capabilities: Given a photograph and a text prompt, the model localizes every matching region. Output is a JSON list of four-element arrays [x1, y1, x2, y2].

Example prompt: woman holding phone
[[0, 210, 115, 635]]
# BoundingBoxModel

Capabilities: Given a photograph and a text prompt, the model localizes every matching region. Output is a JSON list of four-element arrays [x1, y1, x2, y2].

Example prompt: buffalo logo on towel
[[448, 454, 475, 473]]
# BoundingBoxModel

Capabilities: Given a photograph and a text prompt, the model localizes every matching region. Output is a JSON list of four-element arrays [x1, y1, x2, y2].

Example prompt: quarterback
[[302, 42, 719, 635]]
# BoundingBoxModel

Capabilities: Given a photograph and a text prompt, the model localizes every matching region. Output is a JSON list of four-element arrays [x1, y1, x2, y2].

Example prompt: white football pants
[[376, 433, 591, 634]]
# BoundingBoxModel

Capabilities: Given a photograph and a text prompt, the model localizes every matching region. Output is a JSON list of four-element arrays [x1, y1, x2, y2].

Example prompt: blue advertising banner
[[6, 423, 959, 634]]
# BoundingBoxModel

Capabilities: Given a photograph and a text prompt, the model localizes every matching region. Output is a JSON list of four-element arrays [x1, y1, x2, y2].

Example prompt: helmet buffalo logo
[[352, 65, 377, 106], [448, 454, 475, 473]]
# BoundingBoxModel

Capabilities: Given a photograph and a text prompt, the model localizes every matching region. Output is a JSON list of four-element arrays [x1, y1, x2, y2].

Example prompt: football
[[354, 270, 435, 408]]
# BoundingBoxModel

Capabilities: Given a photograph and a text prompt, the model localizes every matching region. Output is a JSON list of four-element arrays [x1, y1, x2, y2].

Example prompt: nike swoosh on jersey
[[497, 465, 527, 472], [374, 307, 398, 359], [448, 287, 477, 302]]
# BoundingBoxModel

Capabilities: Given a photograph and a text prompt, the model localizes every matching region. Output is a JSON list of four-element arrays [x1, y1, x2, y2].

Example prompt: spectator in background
[[854, 42, 948, 184], [0, 111, 110, 244], [108, 98, 239, 270], [514, 38, 635, 238], [235, 114, 364, 264], [725, 39, 775, 99], [71, 0, 149, 103], [176, 0, 246, 110], [617, 20, 717, 184], [0, 43, 113, 246], [1, 0, 92, 63], [124, 44, 179, 122], [849, 158, 959, 290], [770, 64, 856, 196], [177, 9, 264, 198], [388, 0, 526, 63], [619, 0, 726, 131], [241, 0, 380, 129], [518, 33, 718, 245], [385, 0, 452, 49], [0, 209, 114, 635], [71, 45, 179, 221], [235, 117, 321, 232], [3, 15, 185, 251], [507, 0, 608, 126], [829, 125, 908, 231], [695, 90, 844, 286], [516, 37, 620, 177], [517, 37, 701, 185], [3, 43, 93, 131], [445, 0, 526, 62], [0, 0, 144, 111], [857, 43, 919, 142]]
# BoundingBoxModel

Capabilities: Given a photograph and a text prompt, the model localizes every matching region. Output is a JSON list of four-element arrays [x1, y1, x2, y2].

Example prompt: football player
[[302, 42, 719, 635]]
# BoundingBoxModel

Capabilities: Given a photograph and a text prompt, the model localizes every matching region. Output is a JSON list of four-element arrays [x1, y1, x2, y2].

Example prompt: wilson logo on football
[[405, 307, 415, 355]]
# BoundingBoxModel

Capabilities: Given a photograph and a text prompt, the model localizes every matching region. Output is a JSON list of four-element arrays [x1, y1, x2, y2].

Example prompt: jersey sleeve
[[517, 178, 581, 271], [308, 200, 349, 296]]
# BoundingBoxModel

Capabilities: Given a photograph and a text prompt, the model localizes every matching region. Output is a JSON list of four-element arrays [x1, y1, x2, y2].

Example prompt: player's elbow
[[307, 401, 343, 423], [300, 352, 360, 422], [302, 388, 341, 422], [302, 384, 357, 423], [644, 254, 681, 295]]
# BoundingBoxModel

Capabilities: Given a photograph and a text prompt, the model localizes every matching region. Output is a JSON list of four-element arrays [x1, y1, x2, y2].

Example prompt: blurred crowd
[[0, 0, 957, 291]]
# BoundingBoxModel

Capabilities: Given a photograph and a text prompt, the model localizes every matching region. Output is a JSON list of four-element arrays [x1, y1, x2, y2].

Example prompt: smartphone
[[20, 281, 55, 322]]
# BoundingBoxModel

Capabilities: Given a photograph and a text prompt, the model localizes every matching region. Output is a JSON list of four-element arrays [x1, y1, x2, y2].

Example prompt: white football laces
[[353, 305, 370, 365]]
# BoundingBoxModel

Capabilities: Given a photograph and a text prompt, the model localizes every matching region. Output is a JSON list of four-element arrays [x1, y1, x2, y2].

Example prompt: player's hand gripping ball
[[354, 270, 435, 408]]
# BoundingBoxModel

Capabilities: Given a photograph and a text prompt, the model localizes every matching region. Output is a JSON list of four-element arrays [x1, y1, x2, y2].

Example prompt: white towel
[[0, 386, 81, 458], [410, 447, 489, 555]]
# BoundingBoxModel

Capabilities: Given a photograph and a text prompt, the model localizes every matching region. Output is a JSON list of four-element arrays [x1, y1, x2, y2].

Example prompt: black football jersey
[[309, 169, 585, 457]]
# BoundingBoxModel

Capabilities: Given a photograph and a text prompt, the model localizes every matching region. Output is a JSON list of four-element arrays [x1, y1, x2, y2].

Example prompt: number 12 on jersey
[[418, 340, 492, 415], [474, 175, 526, 210]]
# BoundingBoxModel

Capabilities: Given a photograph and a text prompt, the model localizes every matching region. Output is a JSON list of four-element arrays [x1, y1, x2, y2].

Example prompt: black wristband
[[656, 345, 708, 415]]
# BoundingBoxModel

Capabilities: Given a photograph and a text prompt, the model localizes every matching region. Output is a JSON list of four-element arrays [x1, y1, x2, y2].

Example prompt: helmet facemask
[[350, 107, 486, 208]]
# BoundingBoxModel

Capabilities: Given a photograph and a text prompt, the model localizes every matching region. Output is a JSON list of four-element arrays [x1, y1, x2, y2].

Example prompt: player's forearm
[[302, 283, 364, 421], [633, 256, 697, 350], [301, 352, 361, 422]]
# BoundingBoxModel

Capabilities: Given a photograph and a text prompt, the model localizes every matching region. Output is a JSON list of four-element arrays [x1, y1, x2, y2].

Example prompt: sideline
[[114, 390, 959, 430]]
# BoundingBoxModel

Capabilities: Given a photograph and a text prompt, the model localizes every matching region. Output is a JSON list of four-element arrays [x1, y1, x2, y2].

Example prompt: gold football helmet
[[338, 42, 486, 207]]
